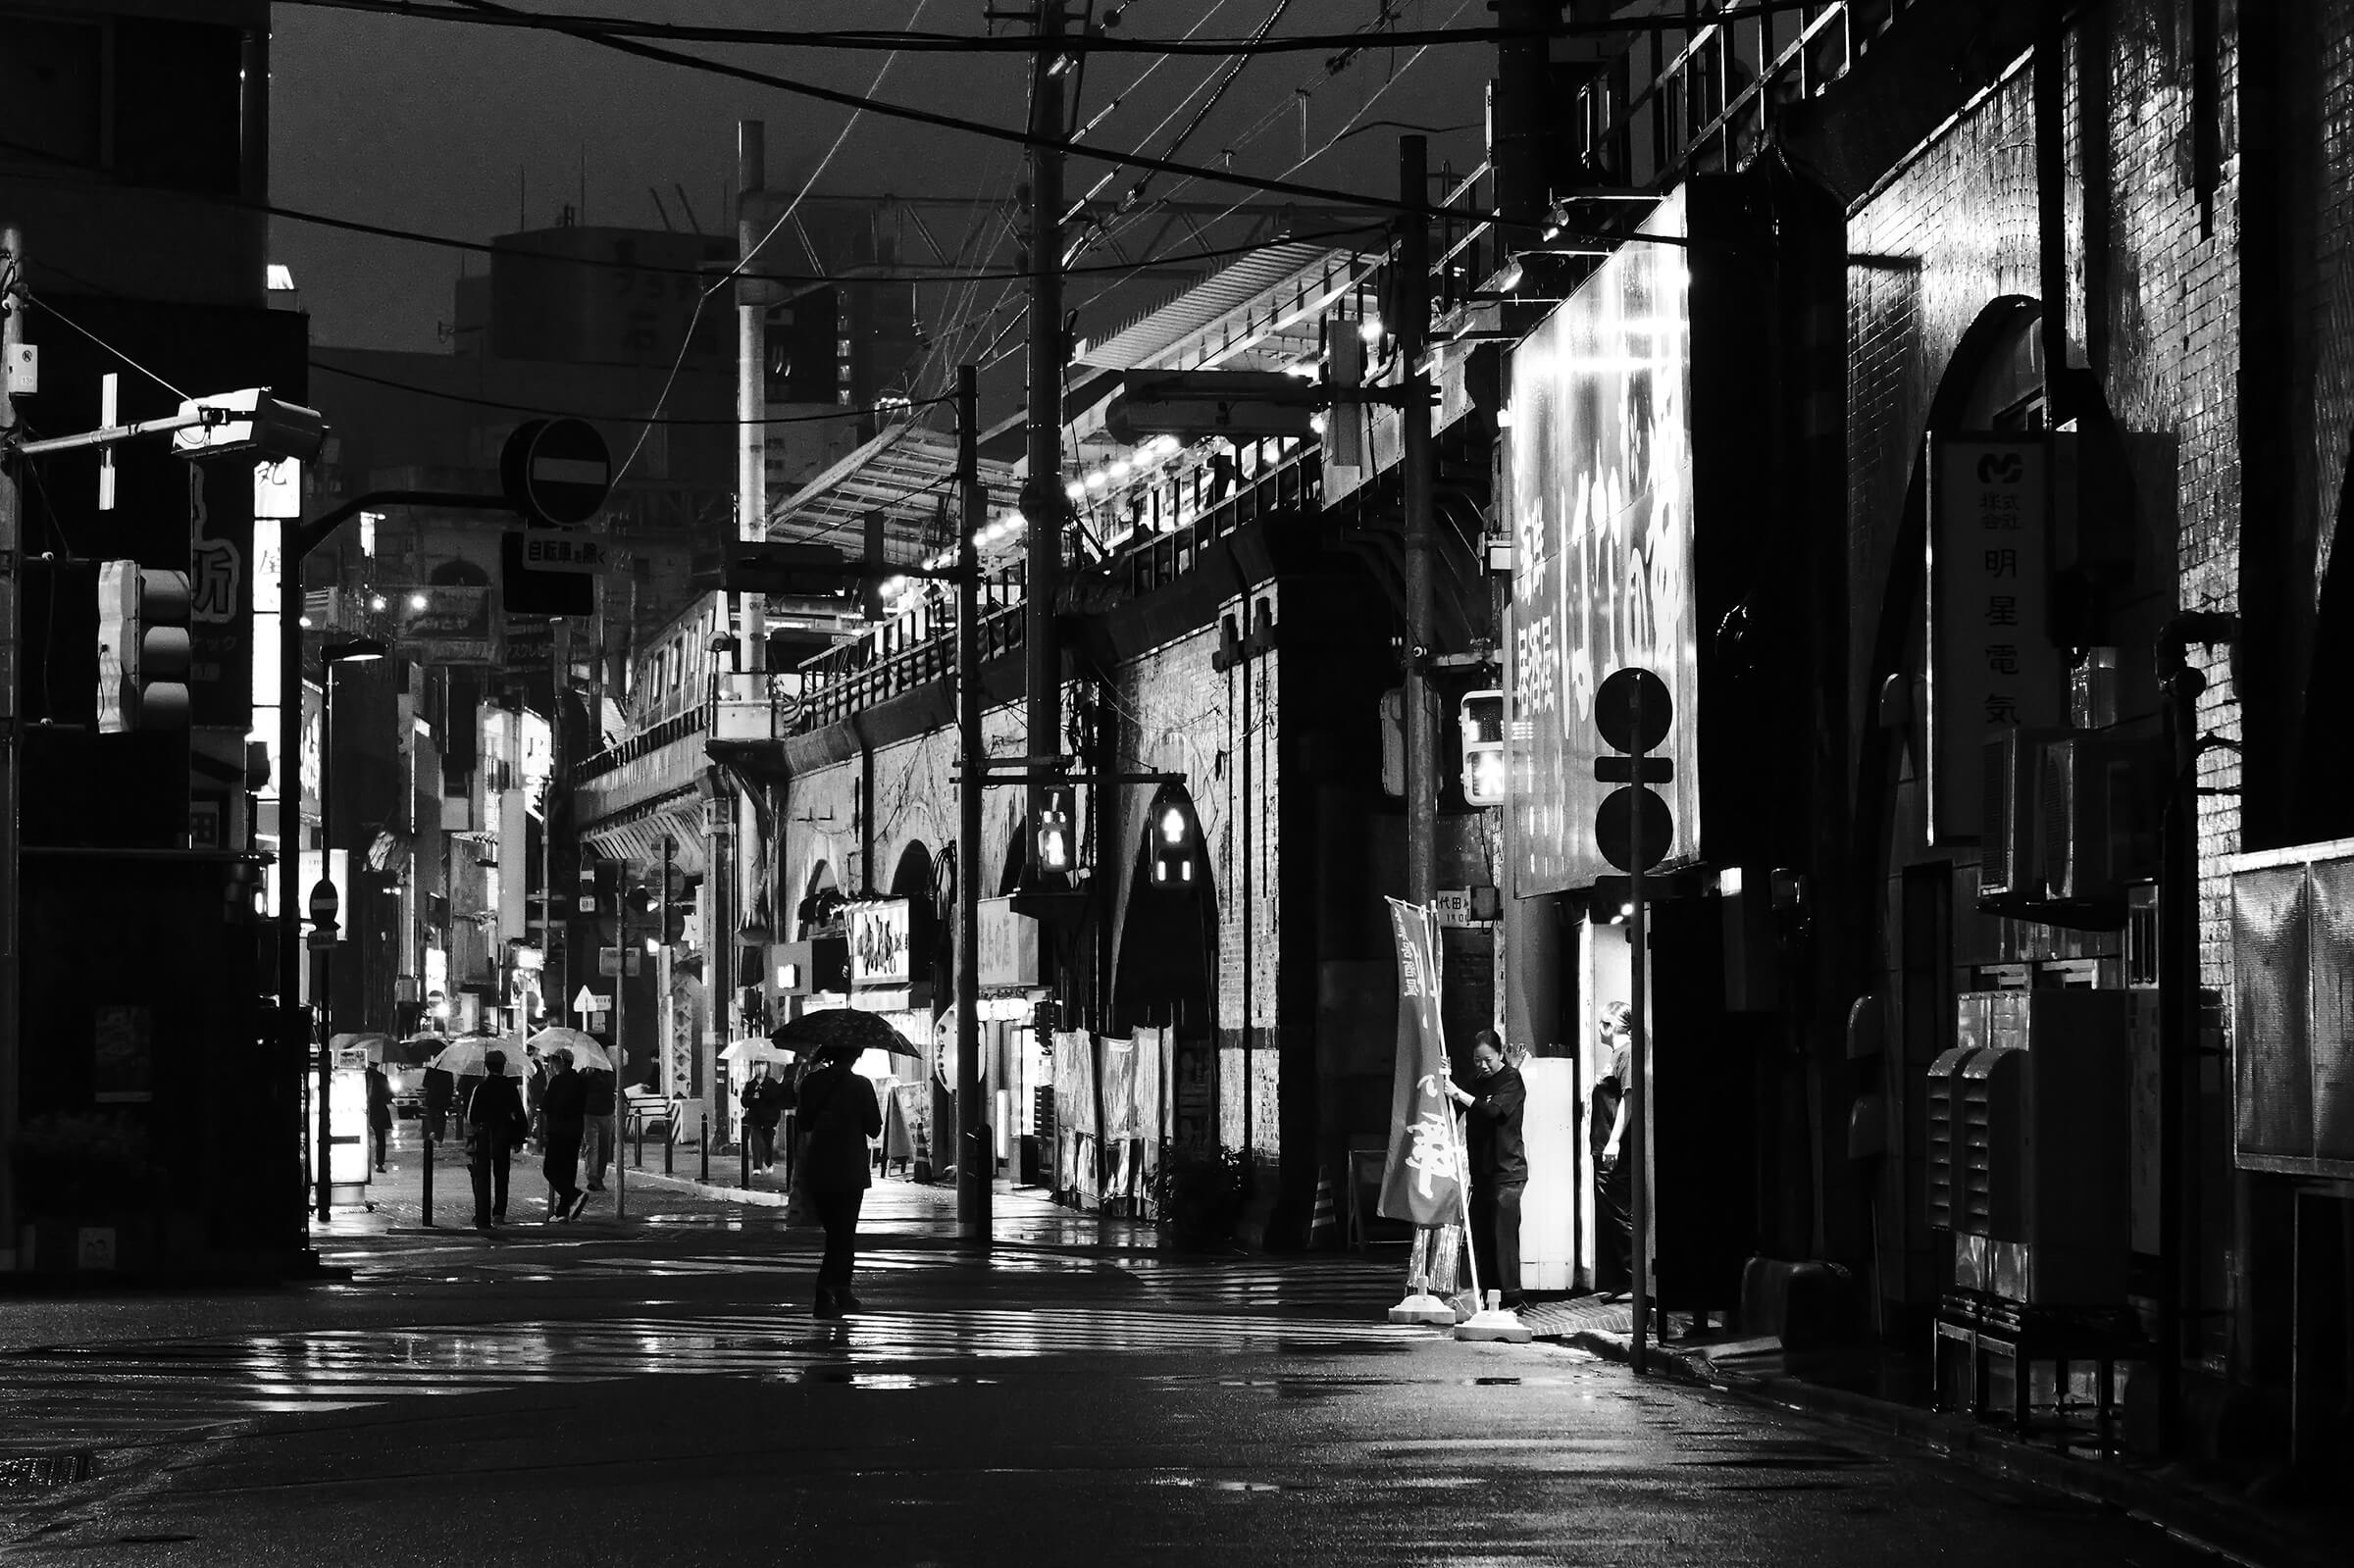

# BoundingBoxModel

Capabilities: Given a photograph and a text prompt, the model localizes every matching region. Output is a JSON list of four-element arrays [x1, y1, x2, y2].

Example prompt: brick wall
[[777, 584, 1294, 1175], [1103, 596, 1284, 1164]]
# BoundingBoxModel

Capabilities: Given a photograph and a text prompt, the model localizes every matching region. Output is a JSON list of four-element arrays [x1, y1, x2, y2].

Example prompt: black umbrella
[[770, 1008, 920, 1061]]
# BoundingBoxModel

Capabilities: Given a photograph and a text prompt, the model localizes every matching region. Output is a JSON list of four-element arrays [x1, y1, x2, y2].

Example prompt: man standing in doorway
[[1593, 1000, 1636, 1303], [1447, 1029, 1527, 1309]]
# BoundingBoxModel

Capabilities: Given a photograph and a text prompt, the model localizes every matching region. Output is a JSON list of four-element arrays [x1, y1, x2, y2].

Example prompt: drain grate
[[0, 1451, 93, 1490]]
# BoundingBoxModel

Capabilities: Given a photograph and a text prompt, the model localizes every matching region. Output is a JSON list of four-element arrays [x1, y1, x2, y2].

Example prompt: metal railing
[[1118, 445, 1321, 600], [572, 702, 706, 786], [793, 599, 1026, 734], [1571, 1, 1915, 191]]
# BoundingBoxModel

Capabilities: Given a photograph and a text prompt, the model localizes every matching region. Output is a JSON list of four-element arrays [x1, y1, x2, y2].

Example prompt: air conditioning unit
[[2041, 735, 2163, 906], [1977, 728, 2052, 900]]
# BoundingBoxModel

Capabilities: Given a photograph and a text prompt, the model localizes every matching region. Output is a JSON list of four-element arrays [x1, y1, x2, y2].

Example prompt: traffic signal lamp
[[1150, 797, 1199, 889], [1036, 786, 1075, 876], [1458, 688, 1505, 806], [95, 560, 191, 733]]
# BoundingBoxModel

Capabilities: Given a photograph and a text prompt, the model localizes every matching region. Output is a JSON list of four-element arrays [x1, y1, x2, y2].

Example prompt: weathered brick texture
[[778, 585, 1292, 1170]]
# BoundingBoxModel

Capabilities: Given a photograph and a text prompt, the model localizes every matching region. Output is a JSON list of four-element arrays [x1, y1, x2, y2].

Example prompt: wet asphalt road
[[0, 1173, 2230, 1566]]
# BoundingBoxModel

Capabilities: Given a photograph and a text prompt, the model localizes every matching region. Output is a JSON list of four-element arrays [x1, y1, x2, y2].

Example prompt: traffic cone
[[1308, 1165, 1339, 1249]]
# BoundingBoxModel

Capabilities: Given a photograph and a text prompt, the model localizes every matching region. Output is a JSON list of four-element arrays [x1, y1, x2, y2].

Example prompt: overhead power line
[[429, 0, 1548, 228], [282, 0, 1829, 54], [0, 145, 1389, 282], [310, 358, 952, 428]]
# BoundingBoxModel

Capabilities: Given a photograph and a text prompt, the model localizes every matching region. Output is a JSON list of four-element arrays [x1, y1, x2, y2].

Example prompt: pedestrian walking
[[582, 1063, 615, 1192], [1592, 1000, 1637, 1303], [1445, 1028, 1528, 1309], [423, 1063, 454, 1146], [465, 1051, 528, 1231], [742, 1065, 784, 1173], [539, 1049, 589, 1222], [365, 1059, 394, 1173], [795, 1042, 883, 1318], [523, 1044, 547, 1152]]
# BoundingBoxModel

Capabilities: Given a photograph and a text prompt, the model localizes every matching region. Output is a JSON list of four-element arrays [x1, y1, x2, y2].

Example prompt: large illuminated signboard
[[1507, 190, 1701, 896]]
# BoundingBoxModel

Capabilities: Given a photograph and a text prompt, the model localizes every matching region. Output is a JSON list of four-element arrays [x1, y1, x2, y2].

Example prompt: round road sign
[[1596, 785, 1673, 875], [501, 418, 613, 526], [1595, 666, 1672, 756]]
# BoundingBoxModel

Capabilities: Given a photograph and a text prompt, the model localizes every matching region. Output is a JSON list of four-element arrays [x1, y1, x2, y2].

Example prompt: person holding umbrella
[[539, 1048, 588, 1223], [795, 1040, 884, 1318], [463, 1048, 528, 1231]]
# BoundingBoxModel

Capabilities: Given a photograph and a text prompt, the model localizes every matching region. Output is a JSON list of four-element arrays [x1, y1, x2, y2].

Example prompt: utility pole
[[955, 365, 988, 1246], [1400, 138, 1437, 908], [1022, 1, 1067, 882], [730, 121, 769, 1148], [0, 225, 25, 1270], [737, 121, 769, 674]]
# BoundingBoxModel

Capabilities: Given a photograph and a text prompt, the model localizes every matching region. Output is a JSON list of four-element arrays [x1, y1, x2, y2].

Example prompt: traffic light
[[1036, 786, 1075, 876], [1149, 796, 1199, 889], [1458, 688, 1505, 806], [95, 560, 191, 733]]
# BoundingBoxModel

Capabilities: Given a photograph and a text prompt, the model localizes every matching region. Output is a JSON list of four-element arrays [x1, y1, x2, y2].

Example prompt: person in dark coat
[[582, 1065, 616, 1192], [1446, 1028, 1529, 1309], [1591, 1001, 1637, 1302], [795, 1043, 883, 1318], [465, 1051, 528, 1231], [423, 1064, 455, 1145], [742, 1066, 783, 1173], [539, 1049, 588, 1222], [365, 1061, 394, 1172]]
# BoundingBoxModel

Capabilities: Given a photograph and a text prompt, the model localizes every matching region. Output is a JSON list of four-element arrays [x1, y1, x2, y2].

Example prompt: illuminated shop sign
[[1506, 188, 1702, 895]]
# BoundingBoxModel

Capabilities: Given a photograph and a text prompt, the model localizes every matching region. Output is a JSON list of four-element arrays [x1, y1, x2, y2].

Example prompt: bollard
[[740, 1131, 751, 1189], [664, 1120, 674, 1175], [421, 1125, 435, 1228], [634, 1116, 644, 1170], [699, 1114, 710, 1183]]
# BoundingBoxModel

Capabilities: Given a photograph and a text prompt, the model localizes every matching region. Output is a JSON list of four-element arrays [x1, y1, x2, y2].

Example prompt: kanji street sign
[[518, 531, 613, 574]]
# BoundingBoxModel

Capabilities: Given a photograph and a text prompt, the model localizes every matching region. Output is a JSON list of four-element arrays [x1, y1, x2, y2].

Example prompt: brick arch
[[1849, 294, 2043, 955], [1107, 784, 1217, 1037]]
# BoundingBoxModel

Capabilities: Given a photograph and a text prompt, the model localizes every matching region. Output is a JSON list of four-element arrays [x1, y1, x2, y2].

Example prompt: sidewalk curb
[[1537, 1325, 2332, 1568], [631, 1170, 790, 1207]]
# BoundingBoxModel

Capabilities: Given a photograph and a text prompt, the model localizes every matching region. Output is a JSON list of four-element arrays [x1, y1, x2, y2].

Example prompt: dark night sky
[[268, 0, 1494, 356]]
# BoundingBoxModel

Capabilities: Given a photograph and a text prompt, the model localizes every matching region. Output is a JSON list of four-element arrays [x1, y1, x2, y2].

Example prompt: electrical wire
[[0, 138, 1394, 289], [434, 0, 1518, 226], [610, 0, 929, 489], [1060, 0, 1480, 358], [309, 358, 950, 427], [279, 0, 1832, 55], [26, 290, 192, 402]]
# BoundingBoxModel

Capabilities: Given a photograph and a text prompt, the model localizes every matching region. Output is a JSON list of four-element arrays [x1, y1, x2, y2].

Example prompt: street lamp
[[311, 636, 386, 1222]]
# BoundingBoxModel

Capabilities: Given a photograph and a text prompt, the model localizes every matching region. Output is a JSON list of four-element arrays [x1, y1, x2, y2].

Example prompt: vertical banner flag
[[1377, 897, 1461, 1224]]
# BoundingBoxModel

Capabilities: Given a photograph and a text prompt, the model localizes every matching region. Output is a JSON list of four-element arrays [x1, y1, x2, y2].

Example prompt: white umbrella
[[525, 1028, 613, 1073], [719, 1038, 795, 1067], [429, 1036, 525, 1078]]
